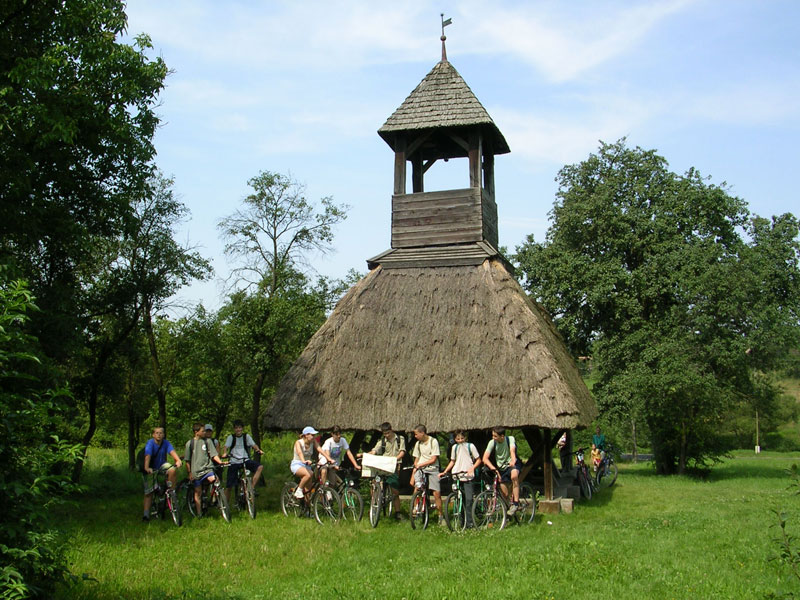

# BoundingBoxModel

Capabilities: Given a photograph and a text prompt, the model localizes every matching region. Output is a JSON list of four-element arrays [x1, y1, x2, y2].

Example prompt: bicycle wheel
[[472, 491, 507, 530], [313, 487, 342, 524], [578, 468, 592, 500], [341, 487, 364, 522], [216, 486, 232, 523], [514, 482, 535, 525], [596, 459, 618, 488], [184, 483, 199, 518], [410, 489, 429, 530], [280, 482, 303, 517], [244, 477, 257, 519], [166, 489, 182, 527], [444, 491, 466, 532], [369, 480, 382, 528]]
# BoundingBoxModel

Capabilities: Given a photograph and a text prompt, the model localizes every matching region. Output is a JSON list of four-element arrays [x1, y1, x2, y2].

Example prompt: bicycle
[[228, 462, 257, 519], [595, 443, 618, 489], [367, 468, 395, 528], [472, 469, 508, 530], [184, 463, 232, 522], [334, 466, 364, 522], [443, 471, 472, 532], [150, 466, 182, 527], [574, 447, 595, 500], [411, 468, 439, 530], [280, 464, 343, 525]]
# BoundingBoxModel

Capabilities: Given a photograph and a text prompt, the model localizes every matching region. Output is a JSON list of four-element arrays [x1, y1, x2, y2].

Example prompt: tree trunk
[[143, 305, 167, 429], [251, 370, 266, 446], [678, 419, 687, 475], [632, 419, 638, 462]]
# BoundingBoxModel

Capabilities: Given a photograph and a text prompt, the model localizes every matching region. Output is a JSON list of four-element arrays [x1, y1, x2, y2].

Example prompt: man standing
[[410, 424, 444, 525], [368, 422, 406, 519]]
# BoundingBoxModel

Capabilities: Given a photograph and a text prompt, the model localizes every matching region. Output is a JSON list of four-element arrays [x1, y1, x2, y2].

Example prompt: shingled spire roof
[[378, 60, 510, 155]]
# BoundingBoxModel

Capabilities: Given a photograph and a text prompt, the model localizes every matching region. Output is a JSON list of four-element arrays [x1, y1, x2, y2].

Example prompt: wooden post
[[483, 152, 494, 196], [411, 152, 424, 193], [542, 428, 553, 500], [468, 132, 482, 188], [393, 137, 406, 195]]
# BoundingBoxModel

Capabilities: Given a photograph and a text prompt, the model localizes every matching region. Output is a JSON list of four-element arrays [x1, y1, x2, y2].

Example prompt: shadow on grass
[[58, 579, 249, 600]]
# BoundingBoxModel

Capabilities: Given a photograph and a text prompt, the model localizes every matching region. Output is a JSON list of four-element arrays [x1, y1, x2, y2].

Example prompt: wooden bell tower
[[369, 35, 510, 269]]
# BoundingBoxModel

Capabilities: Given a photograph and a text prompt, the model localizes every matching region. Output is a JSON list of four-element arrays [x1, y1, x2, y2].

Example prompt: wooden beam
[[393, 137, 406, 195], [422, 159, 437, 174], [412, 153, 423, 193], [447, 132, 469, 153], [468, 132, 482, 188], [542, 428, 553, 500], [406, 131, 432, 157]]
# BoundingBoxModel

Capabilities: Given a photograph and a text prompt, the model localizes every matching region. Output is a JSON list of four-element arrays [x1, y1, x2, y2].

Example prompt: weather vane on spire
[[440, 13, 452, 62]]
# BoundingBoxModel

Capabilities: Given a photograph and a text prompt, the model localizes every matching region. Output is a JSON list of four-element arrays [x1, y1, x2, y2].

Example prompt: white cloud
[[468, 0, 695, 83]]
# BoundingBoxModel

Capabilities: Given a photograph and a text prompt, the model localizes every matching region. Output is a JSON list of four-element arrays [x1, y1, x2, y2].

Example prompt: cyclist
[[291, 426, 335, 501], [222, 419, 265, 504], [367, 422, 406, 519], [318, 425, 360, 488], [410, 424, 444, 525], [482, 426, 521, 517], [439, 429, 481, 528], [185, 421, 226, 516], [592, 426, 606, 453], [142, 426, 183, 522]]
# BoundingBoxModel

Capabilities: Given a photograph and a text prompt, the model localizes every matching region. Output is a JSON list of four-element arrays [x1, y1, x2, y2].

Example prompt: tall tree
[[218, 171, 347, 441], [0, 0, 168, 362], [515, 140, 800, 474]]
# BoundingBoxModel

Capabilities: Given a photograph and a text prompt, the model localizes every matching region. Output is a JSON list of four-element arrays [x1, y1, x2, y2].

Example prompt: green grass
[[55, 449, 800, 600]]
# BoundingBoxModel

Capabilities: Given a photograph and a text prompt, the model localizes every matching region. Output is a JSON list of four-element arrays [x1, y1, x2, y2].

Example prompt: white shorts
[[290, 460, 311, 476]]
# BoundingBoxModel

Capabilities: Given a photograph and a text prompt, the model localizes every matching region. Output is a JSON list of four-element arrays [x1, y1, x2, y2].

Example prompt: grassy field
[[55, 448, 800, 600]]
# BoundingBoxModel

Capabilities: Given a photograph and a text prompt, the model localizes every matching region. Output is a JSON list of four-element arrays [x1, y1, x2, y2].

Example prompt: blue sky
[[125, 1, 800, 310]]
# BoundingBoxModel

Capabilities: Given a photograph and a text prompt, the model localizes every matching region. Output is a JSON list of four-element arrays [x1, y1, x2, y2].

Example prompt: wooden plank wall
[[391, 188, 499, 249]]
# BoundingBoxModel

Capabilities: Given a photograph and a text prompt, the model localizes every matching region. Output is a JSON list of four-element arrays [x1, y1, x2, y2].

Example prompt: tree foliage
[[0, 273, 83, 599], [0, 0, 169, 359], [515, 140, 800, 474]]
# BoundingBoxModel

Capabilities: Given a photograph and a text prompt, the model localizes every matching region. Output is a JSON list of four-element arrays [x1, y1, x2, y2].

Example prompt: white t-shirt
[[319, 436, 349, 466], [412, 436, 440, 473], [224, 434, 255, 464], [450, 442, 480, 481]]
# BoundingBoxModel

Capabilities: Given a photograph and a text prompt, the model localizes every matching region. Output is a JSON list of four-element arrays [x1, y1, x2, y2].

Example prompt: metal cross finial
[[440, 14, 452, 61]]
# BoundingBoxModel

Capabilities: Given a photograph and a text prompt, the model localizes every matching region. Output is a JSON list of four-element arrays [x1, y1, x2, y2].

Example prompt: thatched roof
[[378, 60, 510, 155], [265, 259, 596, 433]]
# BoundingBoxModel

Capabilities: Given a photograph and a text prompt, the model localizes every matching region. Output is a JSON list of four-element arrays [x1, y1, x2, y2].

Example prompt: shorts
[[226, 460, 261, 488], [290, 460, 312, 476], [318, 463, 341, 487], [142, 463, 173, 494], [414, 469, 441, 492], [192, 471, 215, 488], [499, 461, 521, 483]]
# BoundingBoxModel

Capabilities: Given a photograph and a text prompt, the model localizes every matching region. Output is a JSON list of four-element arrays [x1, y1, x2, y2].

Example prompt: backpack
[[186, 438, 212, 465], [136, 440, 164, 474]]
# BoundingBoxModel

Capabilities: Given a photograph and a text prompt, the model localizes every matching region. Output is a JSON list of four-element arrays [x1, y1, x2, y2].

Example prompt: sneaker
[[439, 516, 446, 526], [142, 515, 150, 522], [294, 488, 304, 499], [394, 513, 403, 522], [507, 503, 518, 517]]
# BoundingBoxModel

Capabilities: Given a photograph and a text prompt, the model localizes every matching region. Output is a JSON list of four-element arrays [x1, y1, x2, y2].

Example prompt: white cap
[[302, 426, 318, 435], [204, 423, 213, 431]]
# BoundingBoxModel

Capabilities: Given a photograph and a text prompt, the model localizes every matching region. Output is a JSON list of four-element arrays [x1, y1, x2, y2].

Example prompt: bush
[[0, 275, 83, 599]]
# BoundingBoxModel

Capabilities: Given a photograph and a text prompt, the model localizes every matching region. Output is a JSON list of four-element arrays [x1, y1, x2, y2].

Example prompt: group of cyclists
[[141, 420, 262, 522], [139, 419, 585, 525]]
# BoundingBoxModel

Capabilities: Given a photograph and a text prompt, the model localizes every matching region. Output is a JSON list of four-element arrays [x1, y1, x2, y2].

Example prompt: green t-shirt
[[485, 435, 516, 469], [185, 437, 218, 478]]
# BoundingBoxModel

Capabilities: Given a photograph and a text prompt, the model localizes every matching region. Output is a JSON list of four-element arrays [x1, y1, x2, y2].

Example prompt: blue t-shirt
[[145, 438, 174, 469]]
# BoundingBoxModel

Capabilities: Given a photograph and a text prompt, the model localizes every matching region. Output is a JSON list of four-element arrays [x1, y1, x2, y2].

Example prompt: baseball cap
[[204, 423, 213, 431], [302, 426, 318, 435]]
